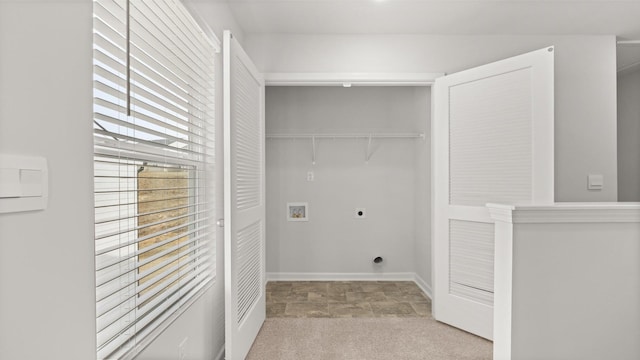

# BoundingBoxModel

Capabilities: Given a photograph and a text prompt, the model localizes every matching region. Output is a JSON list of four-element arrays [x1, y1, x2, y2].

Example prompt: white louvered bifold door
[[433, 47, 554, 340], [223, 31, 266, 360]]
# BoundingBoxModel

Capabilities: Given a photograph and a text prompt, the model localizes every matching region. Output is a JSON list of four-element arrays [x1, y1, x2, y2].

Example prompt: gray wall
[[265, 86, 430, 283], [617, 68, 640, 201], [0, 1, 242, 359], [246, 34, 619, 203]]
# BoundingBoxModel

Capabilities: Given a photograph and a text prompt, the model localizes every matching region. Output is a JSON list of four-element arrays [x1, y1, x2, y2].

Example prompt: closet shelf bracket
[[365, 134, 373, 164], [312, 135, 317, 165]]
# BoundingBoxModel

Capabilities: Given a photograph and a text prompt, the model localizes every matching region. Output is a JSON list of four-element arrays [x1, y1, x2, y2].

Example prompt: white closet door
[[223, 30, 266, 360], [433, 47, 554, 340]]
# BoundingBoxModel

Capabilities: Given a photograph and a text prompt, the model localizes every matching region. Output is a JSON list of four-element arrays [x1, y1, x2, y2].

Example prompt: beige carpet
[[246, 317, 492, 360]]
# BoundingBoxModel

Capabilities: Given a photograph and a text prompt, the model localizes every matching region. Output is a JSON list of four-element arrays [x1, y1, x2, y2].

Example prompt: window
[[92, 0, 219, 358]]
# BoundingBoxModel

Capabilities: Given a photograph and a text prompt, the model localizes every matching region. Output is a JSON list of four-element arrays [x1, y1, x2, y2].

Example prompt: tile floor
[[266, 281, 431, 318]]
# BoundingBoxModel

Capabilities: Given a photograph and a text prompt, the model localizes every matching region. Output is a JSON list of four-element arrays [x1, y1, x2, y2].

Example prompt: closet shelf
[[266, 132, 425, 164], [266, 133, 424, 139]]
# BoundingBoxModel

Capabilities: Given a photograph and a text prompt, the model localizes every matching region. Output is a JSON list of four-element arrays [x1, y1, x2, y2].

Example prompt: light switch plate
[[587, 174, 603, 191], [0, 154, 48, 213]]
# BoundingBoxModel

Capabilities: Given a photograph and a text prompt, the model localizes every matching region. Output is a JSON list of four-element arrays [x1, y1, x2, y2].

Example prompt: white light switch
[[0, 154, 48, 213], [0, 168, 21, 198], [587, 174, 603, 191], [20, 169, 43, 197]]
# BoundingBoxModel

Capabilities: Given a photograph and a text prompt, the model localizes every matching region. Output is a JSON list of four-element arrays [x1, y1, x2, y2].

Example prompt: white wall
[[265, 86, 430, 279], [245, 34, 619, 203], [185, 0, 246, 45], [617, 68, 640, 201], [0, 2, 95, 359], [0, 1, 243, 360], [414, 89, 431, 289]]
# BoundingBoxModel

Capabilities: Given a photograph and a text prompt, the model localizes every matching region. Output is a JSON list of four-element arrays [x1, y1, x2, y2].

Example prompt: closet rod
[[266, 133, 425, 139]]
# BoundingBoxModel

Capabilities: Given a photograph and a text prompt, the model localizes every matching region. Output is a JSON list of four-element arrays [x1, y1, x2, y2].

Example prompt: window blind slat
[[94, 96, 211, 138], [102, 277, 212, 360], [96, 223, 211, 271], [97, 252, 212, 326], [129, 8, 210, 90], [95, 207, 209, 241], [94, 129, 201, 158], [93, 35, 126, 71], [96, 245, 211, 305], [95, 201, 206, 226], [96, 235, 210, 288], [97, 250, 211, 321], [98, 270, 212, 359], [129, 29, 208, 96], [132, 0, 212, 77], [94, 142, 202, 168], [129, 55, 214, 113], [93, 110, 209, 150], [94, 0, 126, 28], [94, 0, 217, 358]]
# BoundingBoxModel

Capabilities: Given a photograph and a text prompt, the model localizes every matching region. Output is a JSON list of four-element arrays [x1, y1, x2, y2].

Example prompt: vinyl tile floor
[[266, 281, 431, 318]]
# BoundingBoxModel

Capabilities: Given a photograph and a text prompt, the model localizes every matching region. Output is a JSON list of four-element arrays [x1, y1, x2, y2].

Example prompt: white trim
[[214, 345, 225, 360], [488, 202, 640, 224], [413, 274, 433, 300], [266, 272, 417, 282], [486, 203, 516, 223], [264, 72, 444, 86]]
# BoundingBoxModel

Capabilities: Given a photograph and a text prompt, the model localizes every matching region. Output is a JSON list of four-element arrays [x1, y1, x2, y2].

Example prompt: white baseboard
[[266, 272, 417, 282], [214, 345, 224, 360], [413, 273, 433, 300]]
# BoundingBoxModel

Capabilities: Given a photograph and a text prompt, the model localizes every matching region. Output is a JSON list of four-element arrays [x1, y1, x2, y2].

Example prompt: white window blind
[[92, 1, 219, 359]]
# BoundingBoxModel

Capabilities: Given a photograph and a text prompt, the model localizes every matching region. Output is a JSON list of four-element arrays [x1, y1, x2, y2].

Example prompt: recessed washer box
[[287, 202, 308, 221]]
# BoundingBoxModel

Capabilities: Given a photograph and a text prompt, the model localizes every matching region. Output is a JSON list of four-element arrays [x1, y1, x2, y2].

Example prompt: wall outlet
[[307, 171, 314, 182], [587, 174, 603, 190], [178, 337, 188, 360], [355, 208, 366, 219]]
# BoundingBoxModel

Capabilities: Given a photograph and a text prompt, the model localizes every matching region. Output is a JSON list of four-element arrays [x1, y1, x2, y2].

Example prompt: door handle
[[216, 219, 225, 228]]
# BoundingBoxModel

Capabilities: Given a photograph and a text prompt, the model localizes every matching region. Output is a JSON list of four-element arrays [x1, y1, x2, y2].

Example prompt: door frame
[[262, 72, 441, 299]]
